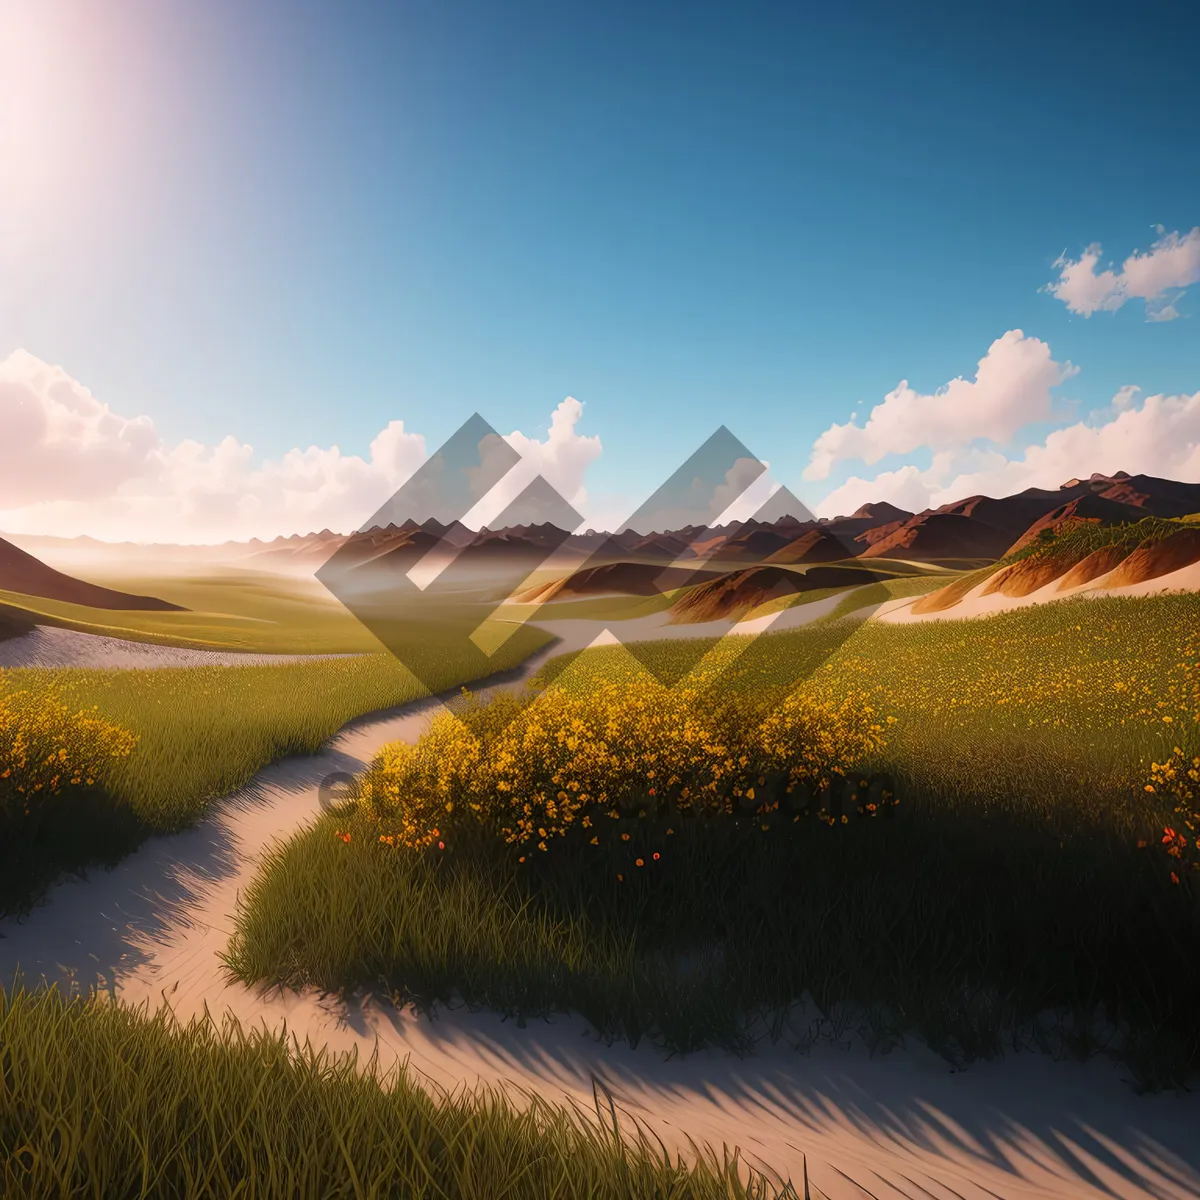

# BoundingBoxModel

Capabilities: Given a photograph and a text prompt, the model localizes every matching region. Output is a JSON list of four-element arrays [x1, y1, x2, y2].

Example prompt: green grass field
[[0, 554, 949, 919], [0, 980, 790, 1199], [0, 610, 550, 917], [0, 568, 387, 653], [226, 592, 1200, 1088]]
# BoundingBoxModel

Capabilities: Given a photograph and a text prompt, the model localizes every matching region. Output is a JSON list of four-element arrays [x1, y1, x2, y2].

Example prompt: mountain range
[[235, 470, 1200, 575], [3, 471, 1199, 614]]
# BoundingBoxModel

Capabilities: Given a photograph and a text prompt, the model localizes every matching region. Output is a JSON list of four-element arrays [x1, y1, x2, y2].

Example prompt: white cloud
[[812, 465, 932, 520], [465, 398, 602, 529], [1045, 227, 1200, 321], [812, 387, 1200, 517], [0, 351, 603, 543], [803, 330, 1075, 481], [1111, 384, 1140, 411], [934, 389, 1200, 500], [0, 349, 160, 504]]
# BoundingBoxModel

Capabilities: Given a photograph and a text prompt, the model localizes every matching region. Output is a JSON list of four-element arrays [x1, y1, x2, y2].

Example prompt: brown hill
[[1085, 472, 1200, 516], [852, 519, 907, 550], [850, 501, 912, 522], [981, 553, 1085, 598], [668, 564, 884, 623], [860, 512, 1016, 561], [317, 527, 440, 578], [821, 504, 914, 546], [515, 562, 723, 605], [1100, 528, 1200, 589], [860, 473, 1200, 565], [911, 519, 1200, 613], [1054, 545, 1130, 591], [1005, 495, 1148, 554], [909, 572, 993, 614], [717, 525, 813, 561], [0, 537, 186, 611], [764, 528, 854, 564]]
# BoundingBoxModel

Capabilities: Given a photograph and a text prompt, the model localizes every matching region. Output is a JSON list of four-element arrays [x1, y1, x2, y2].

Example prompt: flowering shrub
[[356, 670, 890, 856], [1145, 745, 1200, 882], [0, 685, 137, 833]]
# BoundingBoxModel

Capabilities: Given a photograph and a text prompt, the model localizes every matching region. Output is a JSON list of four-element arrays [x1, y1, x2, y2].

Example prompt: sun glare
[[0, 3, 147, 254]]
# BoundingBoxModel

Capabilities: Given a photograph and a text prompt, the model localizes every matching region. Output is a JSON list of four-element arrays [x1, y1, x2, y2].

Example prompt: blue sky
[[1, 0, 1198, 539]]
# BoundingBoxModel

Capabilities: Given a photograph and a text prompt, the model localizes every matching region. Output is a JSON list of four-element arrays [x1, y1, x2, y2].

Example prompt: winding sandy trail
[[0, 624, 369, 669], [3, 637, 1200, 1199]]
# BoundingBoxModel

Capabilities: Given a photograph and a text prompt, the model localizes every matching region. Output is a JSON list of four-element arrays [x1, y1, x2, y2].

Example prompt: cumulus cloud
[[934, 389, 1200, 499], [803, 330, 1075, 481], [0, 351, 603, 543], [812, 388, 1200, 518], [816, 464, 943, 520], [465, 398, 602, 529], [0, 350, 161, 505], [1045, 227, 1200, 321]]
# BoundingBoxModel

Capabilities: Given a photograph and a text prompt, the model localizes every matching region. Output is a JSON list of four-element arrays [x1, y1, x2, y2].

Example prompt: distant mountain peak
[[850, 501, 912, 521]]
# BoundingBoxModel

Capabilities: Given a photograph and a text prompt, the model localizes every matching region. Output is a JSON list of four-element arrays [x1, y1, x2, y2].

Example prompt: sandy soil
[[529, 587, 852, 651], [2, 647, 1197, 1198], [876, 559, 1200, 626], [0, 625, 370, 669]]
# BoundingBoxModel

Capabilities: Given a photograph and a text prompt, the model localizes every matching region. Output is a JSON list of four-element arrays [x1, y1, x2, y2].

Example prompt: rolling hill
[[910, 517, 1200, 616], [667, 564, 888, 623], [8, 470, 1198, 590], [0, 537, 187, 612]]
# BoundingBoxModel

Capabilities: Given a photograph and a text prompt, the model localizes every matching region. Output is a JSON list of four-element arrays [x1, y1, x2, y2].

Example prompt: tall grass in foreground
[[227, 796, 1200, 1086], [0, 623, 546, 917], [0, 980, 793, 1199], [227, 595, 1200, 1087]]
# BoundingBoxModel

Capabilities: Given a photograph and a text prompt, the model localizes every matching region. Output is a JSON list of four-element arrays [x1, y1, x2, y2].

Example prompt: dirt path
[[2, 645, 1199, 1199], [0, 624, 369, 669]]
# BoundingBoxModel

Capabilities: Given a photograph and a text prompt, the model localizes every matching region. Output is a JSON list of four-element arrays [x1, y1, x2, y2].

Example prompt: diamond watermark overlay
[[316, 414, 883, 748]]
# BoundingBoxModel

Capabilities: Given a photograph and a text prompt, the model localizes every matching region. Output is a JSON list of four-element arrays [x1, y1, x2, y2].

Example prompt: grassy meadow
[[0, 980, 790, 1199], [225, 592, 1200, 1087], [3, 552, 1200, 1196], [1, 567, 413, 653], [0, 630, 549, 918]]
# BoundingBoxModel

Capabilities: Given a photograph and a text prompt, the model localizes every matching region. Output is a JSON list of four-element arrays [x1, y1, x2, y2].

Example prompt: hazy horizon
[[2, 3, 1197, 545]]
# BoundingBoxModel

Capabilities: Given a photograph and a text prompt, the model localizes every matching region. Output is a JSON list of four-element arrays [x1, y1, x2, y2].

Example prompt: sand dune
[[1056, 545, 1129, 591], [1102, 527, 1200, 589], [881, 557, 1200, 625]]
